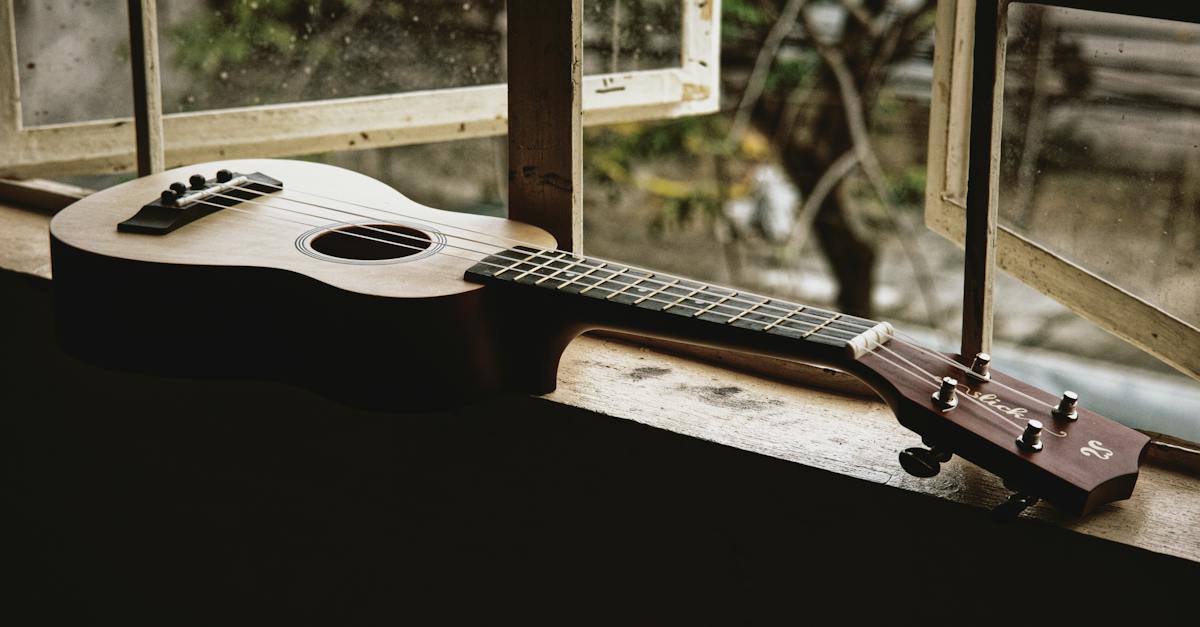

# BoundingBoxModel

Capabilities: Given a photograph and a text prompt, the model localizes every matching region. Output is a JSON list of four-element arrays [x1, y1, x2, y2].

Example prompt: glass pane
[[999, 3, 1200, 328], [159, 0, 510, 113], [159, 0, 680, 113], [14, 0, 134, 125], [14, 1, 682, 125], [582, 0, 681, 75], [307, 137, 506, 216]]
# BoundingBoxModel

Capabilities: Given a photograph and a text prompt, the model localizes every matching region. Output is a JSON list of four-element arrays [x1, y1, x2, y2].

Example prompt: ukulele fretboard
[[465, 246, 894, 357]]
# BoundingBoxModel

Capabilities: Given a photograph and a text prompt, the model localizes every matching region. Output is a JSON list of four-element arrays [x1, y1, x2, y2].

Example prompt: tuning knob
[[931, 376, 958, 410], [899, 445, 952, 478], [1051, 391, 1079, 421], [968, 352, 991, 381], [992, 492, 1040, 521], [216, 169, 234, 183], [1017, 420, 1044, 452], [169, 181, 188, 195], [189, 173, 207, 190]]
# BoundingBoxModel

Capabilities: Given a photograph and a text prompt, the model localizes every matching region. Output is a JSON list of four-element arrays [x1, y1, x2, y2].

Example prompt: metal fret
[[693, 290, 737, 317], [633, 278, 681, 305], [762, 304, 806, 331], [535, 258, 586, 285], [581, 266, 628, 294], [725, 298, 768, 324], [556, 261, 608, 290], [513, 251, 568, 281], [605, 272, 653, 300], [661, 284, 706, 311], [493, 249, 544, 277], [802, 313, 843, 338]]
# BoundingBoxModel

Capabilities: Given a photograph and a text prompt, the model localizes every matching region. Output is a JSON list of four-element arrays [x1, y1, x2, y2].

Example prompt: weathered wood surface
[[0, 200, 52, 278], [2, 198, 1197, 562], [550, 335, 1200, 563]]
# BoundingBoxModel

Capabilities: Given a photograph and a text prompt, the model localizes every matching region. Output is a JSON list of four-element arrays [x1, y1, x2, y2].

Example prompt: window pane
[[999, 3, 1200, 328], [583, 0, 681, 74], [158, 0, 510, 113], [14, 0, 134, 126], [13, 1, 683, 126]]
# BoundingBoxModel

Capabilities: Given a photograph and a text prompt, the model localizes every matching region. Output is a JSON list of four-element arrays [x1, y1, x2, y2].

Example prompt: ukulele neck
[[464, 246, 894, 366]]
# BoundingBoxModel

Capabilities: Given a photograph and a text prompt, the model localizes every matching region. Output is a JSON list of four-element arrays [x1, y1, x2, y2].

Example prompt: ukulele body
[[50, 159, 568, 409]]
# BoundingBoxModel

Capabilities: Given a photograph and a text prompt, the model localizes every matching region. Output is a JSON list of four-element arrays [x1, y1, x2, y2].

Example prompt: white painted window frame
[[925, 0, 1200, 381], [0, 0, 719, 179]]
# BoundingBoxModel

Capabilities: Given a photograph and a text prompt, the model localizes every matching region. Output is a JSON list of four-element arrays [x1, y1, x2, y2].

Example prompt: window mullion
[[127, 0, 165, 175]]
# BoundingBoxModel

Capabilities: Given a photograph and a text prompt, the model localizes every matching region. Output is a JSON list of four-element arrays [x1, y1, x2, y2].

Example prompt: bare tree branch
[[839, 0, 884, 39], [803, 9, 945, 333], [729, 0, 809, 142], [783, 149, 859, 257]]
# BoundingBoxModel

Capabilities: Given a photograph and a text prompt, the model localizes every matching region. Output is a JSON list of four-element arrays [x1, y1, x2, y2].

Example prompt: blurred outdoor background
[[12, 0, 1200, 439]]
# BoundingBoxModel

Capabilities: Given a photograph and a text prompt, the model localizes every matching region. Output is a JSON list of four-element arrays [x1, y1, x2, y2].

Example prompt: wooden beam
[[960, 0, 1005, 359], [0, 0, 21, 138], [0, 178, 90, 213], [506, 0, 583, 253], [127, 0, 164, 176]]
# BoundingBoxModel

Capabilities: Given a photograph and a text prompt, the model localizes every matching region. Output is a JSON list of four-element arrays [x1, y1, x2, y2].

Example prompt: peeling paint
[[682, 83, 711, 101]]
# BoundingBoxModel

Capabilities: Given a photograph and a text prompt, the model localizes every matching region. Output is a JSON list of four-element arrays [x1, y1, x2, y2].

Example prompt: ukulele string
[[223, 180, 881, 331], [183, 195, 870, 344], [160, 196, 1046, 435], [213, 192, 1022, 437], [203, 184, 1066, 421], [889, 329, 1056, 410], [239, 184, 1074, 414], [196, 189, 876, 338], [219, 183, 1065, 410], [861, 346, 1024, 436], [865, 338, 1066, 437]]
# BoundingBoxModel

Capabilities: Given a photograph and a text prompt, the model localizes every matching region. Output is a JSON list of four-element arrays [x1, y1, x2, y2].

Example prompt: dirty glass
[[13, 0, 134, 125], [13, 0, 682, 125], [999, 3, 1200, 328]]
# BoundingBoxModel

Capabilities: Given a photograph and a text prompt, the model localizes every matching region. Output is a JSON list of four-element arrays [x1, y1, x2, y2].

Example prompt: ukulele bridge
[[117, 170, 283, 235]]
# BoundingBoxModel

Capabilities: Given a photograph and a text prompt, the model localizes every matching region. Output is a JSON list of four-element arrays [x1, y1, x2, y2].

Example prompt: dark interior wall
[[1, 268, 1195, 625]]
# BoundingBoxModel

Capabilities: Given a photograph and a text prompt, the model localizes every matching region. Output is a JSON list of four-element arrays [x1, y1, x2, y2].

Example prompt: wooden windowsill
[[3, 199, 1197, 565]]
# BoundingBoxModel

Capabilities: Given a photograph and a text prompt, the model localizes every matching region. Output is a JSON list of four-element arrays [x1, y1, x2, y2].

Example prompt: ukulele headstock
[[851, 340, 1150, 517]]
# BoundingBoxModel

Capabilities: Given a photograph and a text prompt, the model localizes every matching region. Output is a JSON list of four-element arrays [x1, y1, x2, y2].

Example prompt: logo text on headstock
[[968, 391, 1029, 418]]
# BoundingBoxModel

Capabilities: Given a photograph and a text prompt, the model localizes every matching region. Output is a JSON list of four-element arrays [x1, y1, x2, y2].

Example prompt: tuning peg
[[968, 352, 991, 381], [1051, 391, 1079, 421], [189, 173, 207, 190], [899, 445, 952, 478], [1017, 419, 1044, 452], [991, 492, 1040, 521], [216, 169, 234, 183], [931, 376, 958, 410]]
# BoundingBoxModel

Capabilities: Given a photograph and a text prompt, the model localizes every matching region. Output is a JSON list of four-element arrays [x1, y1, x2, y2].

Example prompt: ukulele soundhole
[[298, 223, 442, 264]]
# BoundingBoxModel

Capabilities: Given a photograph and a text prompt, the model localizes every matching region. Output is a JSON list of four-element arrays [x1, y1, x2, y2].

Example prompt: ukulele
[[49, 159, 1149, 517]]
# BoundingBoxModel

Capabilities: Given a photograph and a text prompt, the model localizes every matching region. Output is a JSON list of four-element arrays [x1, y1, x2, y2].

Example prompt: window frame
[[0, 0, 719, 179], [926, 0, 1200, 381]]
